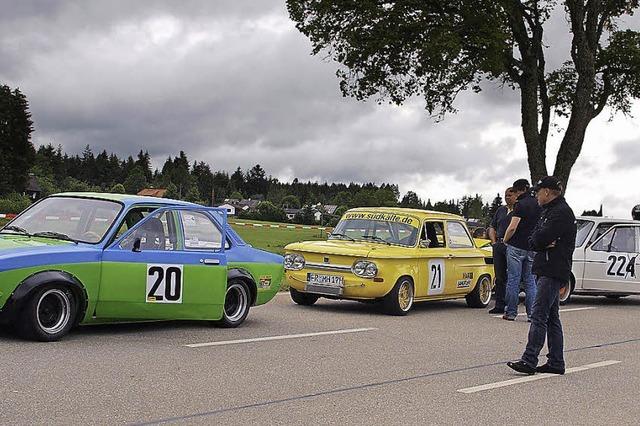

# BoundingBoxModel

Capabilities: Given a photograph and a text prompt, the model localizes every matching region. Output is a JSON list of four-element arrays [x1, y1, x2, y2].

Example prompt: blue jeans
[[504, 245, 536, 318], [521, 276, 565, 369]]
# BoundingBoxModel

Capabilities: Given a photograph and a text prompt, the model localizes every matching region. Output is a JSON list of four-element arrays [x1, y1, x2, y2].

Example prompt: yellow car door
[[444, 220, 483, 296]]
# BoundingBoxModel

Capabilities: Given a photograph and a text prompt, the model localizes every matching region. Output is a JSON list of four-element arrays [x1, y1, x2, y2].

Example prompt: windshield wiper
[[329, 232, 355, 241], [360, 235, 391, 245], [1, 225, 30, 235], [32, 231, 77, 243]]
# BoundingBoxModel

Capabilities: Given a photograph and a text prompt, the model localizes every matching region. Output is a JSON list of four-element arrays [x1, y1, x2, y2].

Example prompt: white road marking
[[457, 360, 621, 394], [185, 327, 377, 348], [493, 307, 596, 318]]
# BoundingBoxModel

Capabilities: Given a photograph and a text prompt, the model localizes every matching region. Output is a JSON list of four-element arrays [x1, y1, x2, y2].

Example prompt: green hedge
[[0, 193, 32, 214]]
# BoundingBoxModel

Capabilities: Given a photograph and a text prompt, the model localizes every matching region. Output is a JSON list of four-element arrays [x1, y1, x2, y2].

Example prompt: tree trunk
[[519, 70, 548, 185]]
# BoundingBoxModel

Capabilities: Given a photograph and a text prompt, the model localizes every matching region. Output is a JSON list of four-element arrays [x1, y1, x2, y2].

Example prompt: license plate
[[306, 273, 344, 287]]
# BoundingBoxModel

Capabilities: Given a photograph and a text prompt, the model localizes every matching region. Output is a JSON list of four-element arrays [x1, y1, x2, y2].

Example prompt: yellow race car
[[284, 208, 494, 315]]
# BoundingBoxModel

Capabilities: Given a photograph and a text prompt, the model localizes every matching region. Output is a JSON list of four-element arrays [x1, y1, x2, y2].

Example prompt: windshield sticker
[[343, 212, 420, 228]]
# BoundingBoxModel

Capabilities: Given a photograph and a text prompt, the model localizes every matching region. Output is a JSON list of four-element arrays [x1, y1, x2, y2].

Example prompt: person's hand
[[546, 240, 557, 248]]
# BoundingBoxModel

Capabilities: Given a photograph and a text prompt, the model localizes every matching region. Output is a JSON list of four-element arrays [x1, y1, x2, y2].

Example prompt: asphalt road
[[2, 293, 640, 425]]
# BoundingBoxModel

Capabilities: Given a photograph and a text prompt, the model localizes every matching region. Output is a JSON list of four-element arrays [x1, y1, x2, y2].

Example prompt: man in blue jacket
[[507, 176, 577, 375]]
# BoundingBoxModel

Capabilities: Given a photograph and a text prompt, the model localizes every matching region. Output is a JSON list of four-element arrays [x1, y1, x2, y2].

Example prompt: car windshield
[[330, 213, 420, 247], [2, 197, 123, 243], [575, 219, 594, 247]]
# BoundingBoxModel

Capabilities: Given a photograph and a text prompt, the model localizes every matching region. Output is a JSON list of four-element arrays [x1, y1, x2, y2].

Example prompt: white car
[[562, 216, 640, 304]]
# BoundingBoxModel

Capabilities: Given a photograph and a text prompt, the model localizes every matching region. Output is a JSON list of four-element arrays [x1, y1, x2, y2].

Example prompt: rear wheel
[[216, 279, 251, 328], [466, 275, 493, 308], [382, 278, 414, 316], [18, 285, 76, 342], [559, 280, 573, 305], [290, 288, 319, 306]]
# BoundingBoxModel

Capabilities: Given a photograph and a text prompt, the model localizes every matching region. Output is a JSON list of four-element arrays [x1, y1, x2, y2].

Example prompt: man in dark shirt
[[487, 187, 516, 314], [502, 179, 542, 321], [507, 176, 577, 375]]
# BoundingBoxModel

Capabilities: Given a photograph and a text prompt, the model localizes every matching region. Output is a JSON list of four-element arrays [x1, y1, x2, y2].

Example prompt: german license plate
[[307, 273, 344, 287], [305, 273, 344, 296]]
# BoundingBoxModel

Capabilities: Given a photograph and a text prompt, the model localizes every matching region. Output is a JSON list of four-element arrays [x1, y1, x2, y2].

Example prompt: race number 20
[[146, 264, 184, 303], [428, 259, 445, 295]]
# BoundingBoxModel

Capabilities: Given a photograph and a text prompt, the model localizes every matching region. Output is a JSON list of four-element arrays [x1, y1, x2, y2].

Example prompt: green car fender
[[3, 270, 89, 325]]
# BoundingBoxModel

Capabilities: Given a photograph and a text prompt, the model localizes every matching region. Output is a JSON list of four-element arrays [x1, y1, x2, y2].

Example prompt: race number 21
[[146, 264, 184, 303], [428, 259, 445, 295]]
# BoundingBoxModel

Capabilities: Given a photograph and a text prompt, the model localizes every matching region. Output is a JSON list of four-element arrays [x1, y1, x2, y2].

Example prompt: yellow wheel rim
[[398, 281, 413, 311], [479, 277, 492, 305]]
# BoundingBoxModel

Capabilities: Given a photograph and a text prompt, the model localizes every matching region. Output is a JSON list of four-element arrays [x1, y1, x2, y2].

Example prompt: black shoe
[[536, 364, 565, 375], [488, 307, 503, 314], [507, 360, 536, 375], [502, 314, 516, 321]]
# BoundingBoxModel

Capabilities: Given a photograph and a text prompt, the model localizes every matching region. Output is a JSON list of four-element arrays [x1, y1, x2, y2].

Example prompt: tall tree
[[287, 1, 640, 189], [0, 85, 35, 194]]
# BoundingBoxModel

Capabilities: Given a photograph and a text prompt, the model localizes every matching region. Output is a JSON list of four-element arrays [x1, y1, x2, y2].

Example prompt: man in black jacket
[[507, 176, 577, 375]]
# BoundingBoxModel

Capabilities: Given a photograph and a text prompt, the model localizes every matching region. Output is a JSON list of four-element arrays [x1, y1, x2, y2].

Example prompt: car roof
[[52, 192, 198, 208], [346, 207, 464, 221], [577, 216, 640, 225]]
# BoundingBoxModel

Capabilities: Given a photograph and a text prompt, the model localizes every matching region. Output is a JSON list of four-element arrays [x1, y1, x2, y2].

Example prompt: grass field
[[230, 222, 327, 255]]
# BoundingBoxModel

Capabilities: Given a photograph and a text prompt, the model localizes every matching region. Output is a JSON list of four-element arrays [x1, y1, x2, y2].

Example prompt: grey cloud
[[613, 139, 640, 168]]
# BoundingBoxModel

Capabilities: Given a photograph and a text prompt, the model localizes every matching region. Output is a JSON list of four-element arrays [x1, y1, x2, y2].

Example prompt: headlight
[[352, 260, 378, 278], [284, 253, 305, 270]]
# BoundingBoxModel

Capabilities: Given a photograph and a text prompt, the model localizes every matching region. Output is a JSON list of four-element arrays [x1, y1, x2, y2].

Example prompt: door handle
[[201, 258, 220, 265]]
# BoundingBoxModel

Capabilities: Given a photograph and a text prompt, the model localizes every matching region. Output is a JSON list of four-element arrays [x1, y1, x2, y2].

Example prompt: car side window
[[114, 207, 157, 239], [120, 211, 177, 251], [591, 226, 636, 253], [589, 223, 614, 245], [446, 221, 474, 248], [180, 211, 223, 250], [420, 221, 445, 248]]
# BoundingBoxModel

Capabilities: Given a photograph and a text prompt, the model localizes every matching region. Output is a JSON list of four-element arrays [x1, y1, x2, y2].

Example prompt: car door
[[582, 225, 640, 293], [416, 221, 452, 298], [97, 207, 228, 320], [444, 221, 481, 295]]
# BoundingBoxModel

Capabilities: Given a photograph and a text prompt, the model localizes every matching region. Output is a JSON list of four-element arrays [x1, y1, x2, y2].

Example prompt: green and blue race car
[[0, 193, 284, 341]]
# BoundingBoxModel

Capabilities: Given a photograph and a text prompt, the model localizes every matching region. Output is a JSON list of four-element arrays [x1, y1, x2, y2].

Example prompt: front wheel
[[216, 280, 251, 328], [382, 278, 414, 316], [18, 285, 77, 342], [466, 275, 493, 308], [290, 288, 319, 306]]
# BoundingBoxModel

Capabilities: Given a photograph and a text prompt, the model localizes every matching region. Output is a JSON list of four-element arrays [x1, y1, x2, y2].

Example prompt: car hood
[[0, 235, 100, 272], [285, 240, 414, 258]]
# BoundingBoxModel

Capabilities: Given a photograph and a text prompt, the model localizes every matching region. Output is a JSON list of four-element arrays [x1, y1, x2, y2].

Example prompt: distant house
[[323, 205, 339, 215], [222, 198, 261, 214], [137, 188, 167, 198], [24, 175, 42, 201], [284, 208, 301, 221], [217, 203, 236, 216]]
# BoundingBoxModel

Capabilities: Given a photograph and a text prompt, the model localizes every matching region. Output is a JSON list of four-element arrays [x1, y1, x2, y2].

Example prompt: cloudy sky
[[1, 1, 638, 217]]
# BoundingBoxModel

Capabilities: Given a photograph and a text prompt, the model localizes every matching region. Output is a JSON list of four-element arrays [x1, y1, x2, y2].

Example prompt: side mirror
[[419, 239, 431, 248], [133, 237, 142, 252]]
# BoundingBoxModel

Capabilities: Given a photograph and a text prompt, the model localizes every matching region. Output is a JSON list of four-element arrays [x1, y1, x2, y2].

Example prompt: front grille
[[305, 262, 352, 273]]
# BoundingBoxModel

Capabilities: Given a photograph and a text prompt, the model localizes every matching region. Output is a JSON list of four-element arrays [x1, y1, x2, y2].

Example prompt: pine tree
[[0, 85, 35, 194]]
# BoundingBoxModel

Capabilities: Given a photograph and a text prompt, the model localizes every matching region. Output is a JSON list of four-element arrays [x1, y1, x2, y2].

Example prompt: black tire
[[290, 288, 319, 306], [17, 285, 77, 342], [216, 279, 251, 328], [466, 275, 493, 308], [382, 277, 414, 316], [559, 280, 574, 305]]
